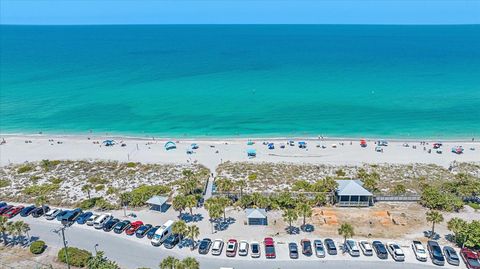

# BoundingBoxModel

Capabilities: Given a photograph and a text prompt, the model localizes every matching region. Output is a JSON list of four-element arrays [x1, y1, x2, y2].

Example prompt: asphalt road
[[21, 217, 459, 269]]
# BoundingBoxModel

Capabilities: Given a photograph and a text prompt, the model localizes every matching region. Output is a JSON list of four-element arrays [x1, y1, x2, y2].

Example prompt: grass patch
[[87, 177, 109, 185], [23, 183, 59, 196], [0, 179, 10, 188], [467, 202, 480, 210], [17, 165, 33, 174]]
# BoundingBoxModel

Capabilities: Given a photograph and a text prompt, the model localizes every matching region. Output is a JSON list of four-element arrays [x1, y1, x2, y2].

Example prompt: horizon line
[[2, 23, 480, 26]]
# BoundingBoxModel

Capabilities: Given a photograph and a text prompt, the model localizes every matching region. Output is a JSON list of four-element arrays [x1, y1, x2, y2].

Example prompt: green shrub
[[78, 198, 100, 209], [88, 177, 108, 185], [49, 177, 63, 184], [41, 159, 61, 171], [77, 197, 117, 210], [106, 187, 118, 195], [127, 185, 171, 206], [58, 247, 91, 267], [248, 173, 257, 181], [17, 165, 33, 174], [126, 162, 137, 168], [23, 183, 60, 196], [0, 179, 10, 188], [95, 184, 105, 191], [30, 240, 46, 254]]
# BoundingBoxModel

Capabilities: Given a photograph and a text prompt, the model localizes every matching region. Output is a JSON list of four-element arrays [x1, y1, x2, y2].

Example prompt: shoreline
[[1, 132, 477, 143]]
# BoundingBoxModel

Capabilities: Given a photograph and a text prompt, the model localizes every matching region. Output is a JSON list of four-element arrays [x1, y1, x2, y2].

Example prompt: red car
[[264, 237, 276, 259], [461, 248, 480, 269], [3, 206, 24, 218], [226, 239, 238, 257], [125, 221, 143, 235]]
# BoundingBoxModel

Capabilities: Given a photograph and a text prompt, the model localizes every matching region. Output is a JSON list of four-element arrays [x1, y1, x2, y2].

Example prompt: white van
[[151, 220, 174, 246], [93, 213, 112, 229]]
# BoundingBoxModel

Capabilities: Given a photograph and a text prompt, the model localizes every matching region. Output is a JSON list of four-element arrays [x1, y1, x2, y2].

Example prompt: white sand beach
[[0, 135, 478, 171]]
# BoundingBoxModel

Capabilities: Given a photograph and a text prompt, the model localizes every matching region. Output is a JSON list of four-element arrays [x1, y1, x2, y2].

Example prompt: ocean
[[1, 25, 479, 139]]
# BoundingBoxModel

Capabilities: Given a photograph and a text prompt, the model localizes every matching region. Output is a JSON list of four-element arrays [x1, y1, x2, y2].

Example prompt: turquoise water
[[1, 25, 479, 139]]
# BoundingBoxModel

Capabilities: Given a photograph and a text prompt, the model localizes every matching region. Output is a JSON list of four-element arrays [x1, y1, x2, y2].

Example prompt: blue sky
[[1, 0, 479, 25]]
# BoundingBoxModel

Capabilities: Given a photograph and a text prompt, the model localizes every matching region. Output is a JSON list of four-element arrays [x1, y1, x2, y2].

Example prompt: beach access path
[[0, 135, 478, 169]]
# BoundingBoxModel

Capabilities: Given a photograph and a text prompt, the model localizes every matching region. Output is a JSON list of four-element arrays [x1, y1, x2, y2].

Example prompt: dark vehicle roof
[[61, 208, 82, 219]]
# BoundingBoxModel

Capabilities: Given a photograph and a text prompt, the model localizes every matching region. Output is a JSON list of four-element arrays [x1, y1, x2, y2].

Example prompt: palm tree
[[119, 192, 131, 217], [6, 221, 18, 245], [338, 223, 355, 245], [0, 216, 9, 245], [296, 202, 312, 227], [251, 192, 269, 208], [187, 225, 200, 250], [447, 217, 467, 244], [426, 210, 444, 238], [172, 221, 187, 240], [35, 195, 48, 216], [159, 256, 179, 269], [236, 179, 246, 197], [282, 208, 298, 234], [172, 195, 187, 218], [205, 199, 222, 233], [82, 184, 93, 199], [184, 195, 197, 216], [181, 257, 199, 269], [16, 221, 30, 245], [215, 178, 234, 196]]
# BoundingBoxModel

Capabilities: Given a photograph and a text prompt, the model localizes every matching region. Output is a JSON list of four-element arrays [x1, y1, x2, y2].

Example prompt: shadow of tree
[[214, 217, 236, 231], [180, 213, 204, 223], [285, 226, 300, 235], [423, 230, 441, 240]]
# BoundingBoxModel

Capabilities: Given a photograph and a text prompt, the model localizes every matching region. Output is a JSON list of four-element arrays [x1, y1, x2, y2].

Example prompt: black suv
[[324, 238, 337, 255], [32, 206, 50, 218], [113, 220, 131, 234], [163, 234, 180, 249]]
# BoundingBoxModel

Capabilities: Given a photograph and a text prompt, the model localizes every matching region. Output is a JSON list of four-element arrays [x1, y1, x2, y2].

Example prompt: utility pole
[[53, 225, 70, 269]]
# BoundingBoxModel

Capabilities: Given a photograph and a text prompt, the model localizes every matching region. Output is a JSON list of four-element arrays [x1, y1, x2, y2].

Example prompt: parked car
[[163, 234, 180, 249], [32, 206, 50, 218], [86, 214, 99, 226], [460, 248, 480, 269], [289, 242, 299, 259], [20, 205, 36, 217], [76, 212, 93, 224], [93, 214, 112, 229], [103, 218, 120, 232], [226, 239, 238, 257], [324, 238, 337, 255], [314, 240, 326, 258], [443, 246, 460, 266], [45, 208, 61, 220], [211, 239, 224, 256], [238, 240, 249, 256], [0, 202, 6, 208], [346, 239, 360, 257], [198, 238, 212, 255], [412, 240, 428, 262], [113, 220, 131, 234], [427, 240, 445, 266], [135, 224, 153, 238], [56, 210, 69, 221], [372, 241, 388, 259], [151, 220, 174, 246], [0, 205, 13, 215], [147, 225, 161, 240], [4, 206, 24, 218], [125, 221, 143, 235], [264, 237, 276, 259], [60, 208, 83, 226], [301, 239, 313, 256], [250, 241, 261, 258], [359, 241, 373, 256], [387, 242, 405, 261]]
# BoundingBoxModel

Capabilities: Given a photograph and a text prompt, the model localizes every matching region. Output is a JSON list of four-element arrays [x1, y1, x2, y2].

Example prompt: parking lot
[[1, 202, 471, 269]]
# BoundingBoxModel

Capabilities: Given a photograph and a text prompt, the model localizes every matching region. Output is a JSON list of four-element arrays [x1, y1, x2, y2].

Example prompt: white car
[[250, 241, 261, 258], [359, 240, 373, 256], [45, 208, 61, 220], [211, 239, 224, 256], [411, 240, 428, 262], [86, 214, 99, 226], [345, 239, 360, 257], [238, 240, 249, 256], [387, 242, 405, 261]]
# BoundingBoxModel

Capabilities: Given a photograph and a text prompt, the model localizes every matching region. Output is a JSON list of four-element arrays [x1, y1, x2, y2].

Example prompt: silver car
[[314, 240, 326, 258]]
